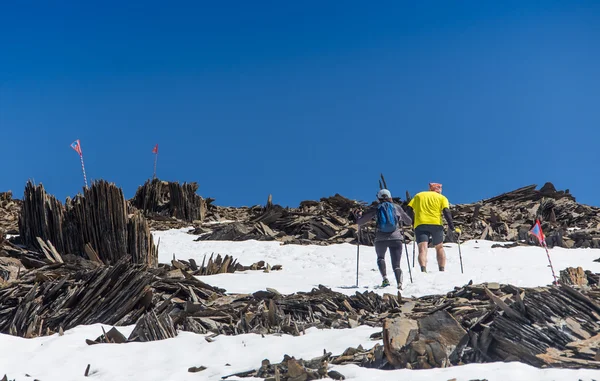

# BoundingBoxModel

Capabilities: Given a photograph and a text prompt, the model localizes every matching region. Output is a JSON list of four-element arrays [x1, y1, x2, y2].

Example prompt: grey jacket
[[357, 202, 412, 242]]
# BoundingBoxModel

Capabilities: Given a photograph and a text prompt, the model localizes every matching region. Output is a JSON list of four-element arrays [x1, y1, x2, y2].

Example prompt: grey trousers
[[375, 240, 403, 284]]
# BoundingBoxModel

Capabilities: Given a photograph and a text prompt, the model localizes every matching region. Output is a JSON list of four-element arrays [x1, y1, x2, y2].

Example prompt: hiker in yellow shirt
[[408, 183, 459, 272]]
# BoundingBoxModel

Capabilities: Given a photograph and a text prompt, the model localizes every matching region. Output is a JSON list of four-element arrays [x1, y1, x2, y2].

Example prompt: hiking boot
[[397, 282, 403, 290], [381, 278, 390, 287], [420, 266, 427, 273], [439, 266, 445, 272]]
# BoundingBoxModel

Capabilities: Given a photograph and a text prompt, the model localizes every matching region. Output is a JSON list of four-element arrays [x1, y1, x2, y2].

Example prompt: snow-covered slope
[[1, 228, 599, 381], [155, 228, 600, 297]]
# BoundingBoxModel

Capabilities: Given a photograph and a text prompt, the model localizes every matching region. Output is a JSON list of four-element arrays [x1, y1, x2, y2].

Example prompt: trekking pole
[[401, 229, 413, 283], [457, 230, 464, 274], [542, 242, 558, 285], [356, 225, 360, 287], [412, 233, 416, 268]]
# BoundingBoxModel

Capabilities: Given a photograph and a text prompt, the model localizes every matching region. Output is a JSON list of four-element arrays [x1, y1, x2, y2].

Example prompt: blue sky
[[1, 1, 599, 207]]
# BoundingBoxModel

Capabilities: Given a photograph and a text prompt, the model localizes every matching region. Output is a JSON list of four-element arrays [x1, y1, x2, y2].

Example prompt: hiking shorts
[[415, 224, 444, 246]]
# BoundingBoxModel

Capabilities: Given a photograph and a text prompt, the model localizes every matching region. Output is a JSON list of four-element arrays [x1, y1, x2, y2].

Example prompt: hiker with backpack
[[407, 182, 459, 273], [355, 189, 412, 289]]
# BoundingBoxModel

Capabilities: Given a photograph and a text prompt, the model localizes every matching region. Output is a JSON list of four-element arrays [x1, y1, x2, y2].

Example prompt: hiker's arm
[[395, 204, 412, 226], [442, 208, 455, 231], [357, 207, 376, 225]]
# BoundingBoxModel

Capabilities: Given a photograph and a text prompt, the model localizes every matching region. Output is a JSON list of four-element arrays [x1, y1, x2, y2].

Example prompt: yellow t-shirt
[[408, 191, 450, 228]]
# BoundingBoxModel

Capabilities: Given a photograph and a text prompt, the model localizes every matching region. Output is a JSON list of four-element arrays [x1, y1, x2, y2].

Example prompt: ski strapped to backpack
[[376, 201, 398, 232]]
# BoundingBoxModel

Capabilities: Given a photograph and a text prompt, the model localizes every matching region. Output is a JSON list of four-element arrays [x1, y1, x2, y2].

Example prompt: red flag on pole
[[529, 219, 545, 246], [70, 139, 88, 189], [152, 144, 159, 179], [70, 139, 83, 156], [529, 219, 558, 285]]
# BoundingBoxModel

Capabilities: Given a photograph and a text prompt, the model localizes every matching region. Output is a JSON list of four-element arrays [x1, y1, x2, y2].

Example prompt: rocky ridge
[[2, 181, 600, 249], [168, 182, 600, 249]]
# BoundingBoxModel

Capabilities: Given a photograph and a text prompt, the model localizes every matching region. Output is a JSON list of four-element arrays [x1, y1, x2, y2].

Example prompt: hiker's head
[[429, 183, 442, 194], [377, 189, 392, 201]]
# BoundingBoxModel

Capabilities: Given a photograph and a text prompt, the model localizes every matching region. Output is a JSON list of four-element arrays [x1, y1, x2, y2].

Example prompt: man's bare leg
[[435, 243, 446, 271], [418, 242, 428, 272]]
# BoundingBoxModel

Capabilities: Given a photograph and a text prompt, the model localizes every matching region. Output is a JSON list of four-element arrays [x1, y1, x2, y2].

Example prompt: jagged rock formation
[[382, 278, 600, 369], [451, 182, 600, 248], [131, 179, 208, 223], [190, 183, 600, 249], [197, 194, 370, 245], [3, 181, 600, 248], [0, 254, 221, 337], [17, 181, 157, 266]]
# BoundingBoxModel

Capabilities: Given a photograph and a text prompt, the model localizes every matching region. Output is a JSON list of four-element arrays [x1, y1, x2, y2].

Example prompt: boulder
[[383, 311, 467, 369]]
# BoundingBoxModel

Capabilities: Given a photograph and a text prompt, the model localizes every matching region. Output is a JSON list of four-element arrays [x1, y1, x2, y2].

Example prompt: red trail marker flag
[[152, 144, 159, 179], [70, 139, 83, 156], [529, 219, 558, 285], [70, 139, 88, 189], [529, 220, 545, 246]]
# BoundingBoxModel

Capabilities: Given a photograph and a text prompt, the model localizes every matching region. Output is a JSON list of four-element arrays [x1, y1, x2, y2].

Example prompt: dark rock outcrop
[[18, 181, 157, 266], [131, 179, 208, 223]]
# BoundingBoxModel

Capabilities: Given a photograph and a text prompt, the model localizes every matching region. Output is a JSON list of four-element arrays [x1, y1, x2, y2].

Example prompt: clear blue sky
[[1, 1, 599, 207]]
